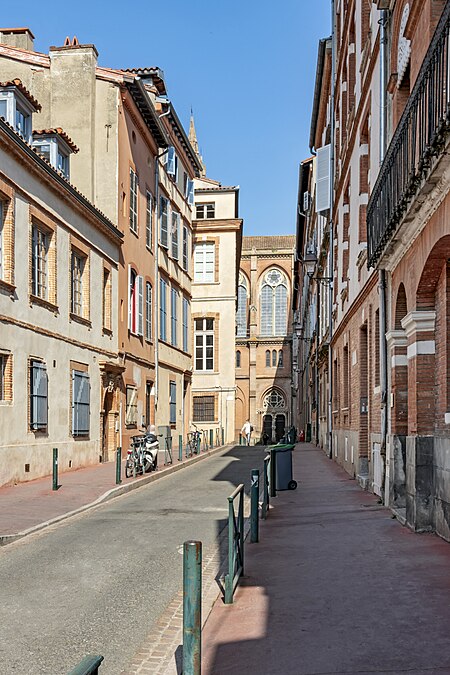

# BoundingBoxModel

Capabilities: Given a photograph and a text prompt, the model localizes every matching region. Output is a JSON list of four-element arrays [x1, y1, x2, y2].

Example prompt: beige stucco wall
[[0, 141, 120, 486]]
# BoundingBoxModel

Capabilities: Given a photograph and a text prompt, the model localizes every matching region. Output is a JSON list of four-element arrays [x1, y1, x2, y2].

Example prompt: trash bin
[[272, 444, 297, 490]]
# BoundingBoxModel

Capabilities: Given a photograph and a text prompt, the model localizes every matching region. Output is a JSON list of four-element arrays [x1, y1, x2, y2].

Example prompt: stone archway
[[260, 388, 288, 443]]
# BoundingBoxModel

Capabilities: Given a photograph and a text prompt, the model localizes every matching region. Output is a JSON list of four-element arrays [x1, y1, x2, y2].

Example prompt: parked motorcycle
[[125, 431, 159, 477]]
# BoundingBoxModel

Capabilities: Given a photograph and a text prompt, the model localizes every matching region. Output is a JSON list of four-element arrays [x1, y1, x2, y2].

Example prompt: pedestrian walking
[[241, 420, 253, 446]]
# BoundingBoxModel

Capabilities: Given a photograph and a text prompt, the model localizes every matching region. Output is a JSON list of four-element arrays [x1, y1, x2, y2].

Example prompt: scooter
[[125, 431, 159, 477]]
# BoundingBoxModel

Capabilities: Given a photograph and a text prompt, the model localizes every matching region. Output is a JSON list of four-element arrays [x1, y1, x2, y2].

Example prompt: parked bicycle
[[187, 425, 203, 455], [125, 431, 159, 478]]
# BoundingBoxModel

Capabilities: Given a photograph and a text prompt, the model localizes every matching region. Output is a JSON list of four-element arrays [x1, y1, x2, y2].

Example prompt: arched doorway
[[275, 413, 286, 441], [391, 283, 408, 508], [262, 414, 273, 443], [261, 388, 288, 443]]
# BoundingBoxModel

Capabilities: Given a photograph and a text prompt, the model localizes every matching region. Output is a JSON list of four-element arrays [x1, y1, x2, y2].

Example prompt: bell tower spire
[[188, 109, 206, 176]]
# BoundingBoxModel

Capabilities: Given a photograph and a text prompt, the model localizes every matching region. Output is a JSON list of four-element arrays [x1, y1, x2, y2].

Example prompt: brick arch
[[394, 283, 408, 329], [416, 235, 450, 309]]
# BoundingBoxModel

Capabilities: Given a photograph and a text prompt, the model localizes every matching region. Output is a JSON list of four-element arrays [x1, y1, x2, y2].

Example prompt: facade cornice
[[401, 311, 436, 338], [193, 218, 243, 233]]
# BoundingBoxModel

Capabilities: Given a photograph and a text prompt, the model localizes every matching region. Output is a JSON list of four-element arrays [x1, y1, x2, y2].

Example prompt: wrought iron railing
[[367, 2, 450, 268]]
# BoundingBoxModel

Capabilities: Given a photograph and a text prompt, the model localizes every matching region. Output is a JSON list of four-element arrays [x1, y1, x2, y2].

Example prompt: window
[[265, 350, 270, 367], [0, 200, 3, 280], [196, 203, 215, 219], [72, 370, 90, 437], [160, 195, 169, 248], [236, 350, 241, 368], [31, 225, 48, 300], [278, 350, 283, 367], [145, 282, 152, 341], [236, 279, 247, 337], [375, 309, 380, 387], [182, 297, 189, 352], [103, 268, 112, 331], [71, 251, 86, 317], [187, 180, 194, 205], [0, 353, 12, 402], [160, 278, 168, 341], [146, 192, 153, 249], [57, 150, 69, 178], [30, 360, 48, 431], [35, 143, 51, 163], [126, 385, 138, 425], [129, 168, 138, 233], [194, 242, 214, 283], [171, 211, 179, 260], [272, 350, 277, 367], [15, 105, 31, 140], [128, 267, 143, 336], [171, 287, 178, 347], [167, 146, 177, 178], [169, 380, 176, 424], [0, 88, 33, 142], [195, 318, 214, 371], [182, 225, 189, 272], [193, 395, 215, 422], [260, 269, 287, 336], [343, 345, 349, 408]]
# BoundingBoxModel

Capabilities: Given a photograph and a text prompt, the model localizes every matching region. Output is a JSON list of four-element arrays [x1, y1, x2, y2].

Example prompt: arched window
[[260, 269, 287, 336], [236, 274, 248, 337], [272, 350, 277, 366], [278, 349, 283, 367], [262, 388, 286, 410], [265, 350, 270, 367], [236, 350, 241, 368]]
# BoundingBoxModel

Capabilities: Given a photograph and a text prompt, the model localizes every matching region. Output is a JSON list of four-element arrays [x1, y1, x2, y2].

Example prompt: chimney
[[0, 28, 35, 51]]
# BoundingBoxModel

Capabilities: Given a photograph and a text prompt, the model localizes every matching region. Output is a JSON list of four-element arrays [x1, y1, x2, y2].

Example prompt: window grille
[[193, 395, 215, 422]]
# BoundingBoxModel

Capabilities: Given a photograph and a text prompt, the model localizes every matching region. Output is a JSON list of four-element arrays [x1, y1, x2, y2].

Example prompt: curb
[[0, 443, 233, 547]]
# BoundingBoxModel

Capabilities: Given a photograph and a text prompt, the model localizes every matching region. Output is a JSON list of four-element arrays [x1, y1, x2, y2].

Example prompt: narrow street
[[0, 446, 264, 675]]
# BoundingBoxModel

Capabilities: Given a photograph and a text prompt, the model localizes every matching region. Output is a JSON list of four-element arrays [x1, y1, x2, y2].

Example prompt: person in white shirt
[[241, 420, 252, 446]]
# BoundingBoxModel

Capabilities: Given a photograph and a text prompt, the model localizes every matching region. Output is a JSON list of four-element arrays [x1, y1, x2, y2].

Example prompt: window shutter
[[160, 197, 169, 248], [136, 275, 144, 336], [32, 361, 48, 430], [316, 144, 331, 213], [128, 265, 132, 331], [72, 371, 90, 436], [167, 146, 176, 175], [187, 180, 194, 205]]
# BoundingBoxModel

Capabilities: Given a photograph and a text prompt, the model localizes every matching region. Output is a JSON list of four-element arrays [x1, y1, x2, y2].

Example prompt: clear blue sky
[[3, 0, 331, 236]]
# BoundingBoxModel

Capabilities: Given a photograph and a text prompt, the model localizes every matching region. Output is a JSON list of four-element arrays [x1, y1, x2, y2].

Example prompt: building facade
[[0, 90, 121, 486], [191, 174, 243, 445], [236, 236, 295, 443]]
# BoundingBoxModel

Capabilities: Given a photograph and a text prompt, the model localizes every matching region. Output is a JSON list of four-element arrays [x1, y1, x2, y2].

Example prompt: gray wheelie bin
[[273, 444, 297, 490]]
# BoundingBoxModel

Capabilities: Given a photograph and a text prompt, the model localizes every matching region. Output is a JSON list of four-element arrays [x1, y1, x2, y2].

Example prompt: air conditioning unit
[[303, 191, 311, 212]]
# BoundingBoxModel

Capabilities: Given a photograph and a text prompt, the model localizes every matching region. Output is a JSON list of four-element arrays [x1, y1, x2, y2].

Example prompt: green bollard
[[209, 429, 214, 448], [196, 435, 201, 454], [52, 448, 58, 491], [183, 540, 202, 675], [250, 469, 259, 543], [221, 427, 225, 446], [115, 447, 122, 485], [239, 433, 242, 445], [179, 435, 183, 462]]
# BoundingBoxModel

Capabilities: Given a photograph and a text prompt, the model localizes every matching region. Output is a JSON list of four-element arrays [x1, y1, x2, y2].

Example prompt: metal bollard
[[196, 435, 201, 454], [209, 429, 214, 448], [115, 447, 122, 485], [183, 540, 202, 675], [251, 469, 259, 543], [239, 433, 242, 445], [269, 448, 277, 498], [179, 435, 183, 462], [52, 448, 58, 491], [221, 427, 225, 446]]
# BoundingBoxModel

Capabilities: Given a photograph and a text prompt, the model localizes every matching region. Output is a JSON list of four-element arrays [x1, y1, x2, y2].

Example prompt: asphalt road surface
[[0, 445, 265, 674]]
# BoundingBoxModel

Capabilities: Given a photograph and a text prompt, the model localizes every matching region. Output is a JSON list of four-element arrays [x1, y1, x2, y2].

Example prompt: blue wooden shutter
[[72, 370, 90, 436]]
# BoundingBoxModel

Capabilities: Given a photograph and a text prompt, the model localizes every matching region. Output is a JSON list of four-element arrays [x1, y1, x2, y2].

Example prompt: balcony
[[367, 3, 450, 268]]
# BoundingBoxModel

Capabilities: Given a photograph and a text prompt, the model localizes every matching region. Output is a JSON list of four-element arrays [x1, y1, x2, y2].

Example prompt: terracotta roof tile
[[242, 235, 296, 251], [33, 127, 79, 153], [0, 78, 41, 110]]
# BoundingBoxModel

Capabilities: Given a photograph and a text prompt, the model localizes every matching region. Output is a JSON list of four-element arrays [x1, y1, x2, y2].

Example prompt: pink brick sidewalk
[[201, 444, 450, 675]]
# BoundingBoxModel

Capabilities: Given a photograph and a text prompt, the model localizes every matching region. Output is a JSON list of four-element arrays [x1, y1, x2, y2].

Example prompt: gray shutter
[[316, 144, 331, 213], [72, 370, 90, 436], [31, 361, 48, 430], [167, 146, 176, 175]]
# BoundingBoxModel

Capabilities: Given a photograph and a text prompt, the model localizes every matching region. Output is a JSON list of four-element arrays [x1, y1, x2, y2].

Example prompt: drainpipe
[[379, 10, 389, 486], [328, 0, 336, 460], [315, 280, 320, 445]]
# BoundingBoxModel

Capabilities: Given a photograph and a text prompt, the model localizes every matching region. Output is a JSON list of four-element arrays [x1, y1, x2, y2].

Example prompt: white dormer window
[[0, 86, 36, 143], [32, 131, 76, 180]]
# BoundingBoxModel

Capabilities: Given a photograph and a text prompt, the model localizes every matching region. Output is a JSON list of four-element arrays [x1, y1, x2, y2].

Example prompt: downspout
[[315, 279, 320, 446], [328, 0, 336, 460], [379, 9, 389, 493]]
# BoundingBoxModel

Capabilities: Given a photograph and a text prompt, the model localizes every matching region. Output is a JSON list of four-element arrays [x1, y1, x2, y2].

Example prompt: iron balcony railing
[[367, 2, 450, 268]]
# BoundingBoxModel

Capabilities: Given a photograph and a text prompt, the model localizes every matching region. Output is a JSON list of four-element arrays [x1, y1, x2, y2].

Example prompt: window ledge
[[70, 312, 92, 327], [30, 294, 58, 313], [0, 279, 16, 294], [103, 327, 113, 337]]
